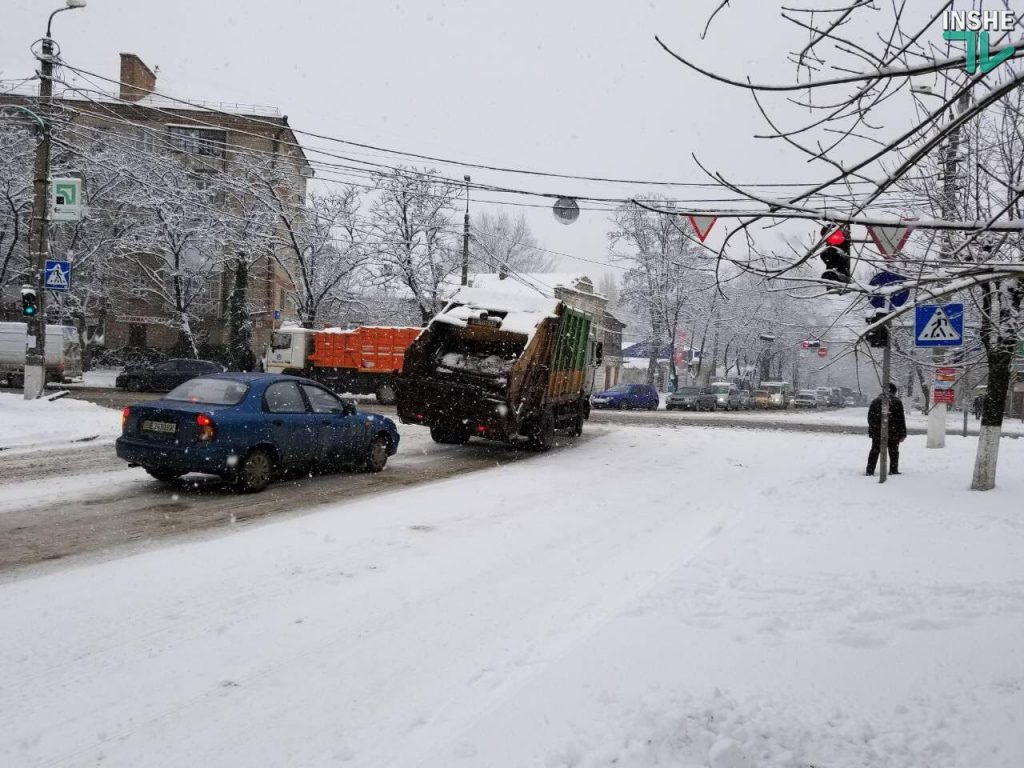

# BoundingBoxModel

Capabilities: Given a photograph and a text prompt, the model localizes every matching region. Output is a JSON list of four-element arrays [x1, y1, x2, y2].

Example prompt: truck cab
[[264, 327, 314, 374]]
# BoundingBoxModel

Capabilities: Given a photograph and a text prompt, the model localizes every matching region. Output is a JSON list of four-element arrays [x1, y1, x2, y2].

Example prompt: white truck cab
[[264, 325, 315, 374]]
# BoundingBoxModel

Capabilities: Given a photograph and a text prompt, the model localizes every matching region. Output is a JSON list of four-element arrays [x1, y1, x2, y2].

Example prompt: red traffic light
[[826, 229, 847, 246]]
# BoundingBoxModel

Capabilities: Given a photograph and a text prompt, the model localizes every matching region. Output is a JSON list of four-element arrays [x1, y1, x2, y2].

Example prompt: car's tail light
[[122, 407, 130, 430], [196, 413, 216, 442]]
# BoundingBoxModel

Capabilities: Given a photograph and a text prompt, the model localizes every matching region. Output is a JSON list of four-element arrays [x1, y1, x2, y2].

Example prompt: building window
[[167, 126, 226, 158]]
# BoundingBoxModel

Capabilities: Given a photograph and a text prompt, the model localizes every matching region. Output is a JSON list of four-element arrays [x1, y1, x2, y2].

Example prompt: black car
[[665, 386, 718, 411], [116, 358, 226, 392]]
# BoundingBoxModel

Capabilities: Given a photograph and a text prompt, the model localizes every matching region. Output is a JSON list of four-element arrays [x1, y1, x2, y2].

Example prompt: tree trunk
[[178, 313, 198, 359], [971, 346, 1012, 491]]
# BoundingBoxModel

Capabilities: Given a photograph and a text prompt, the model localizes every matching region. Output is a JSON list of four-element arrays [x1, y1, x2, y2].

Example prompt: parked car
[[736, 390, 752, 410], [752, 389, 771, 409], [665, 386, 717, 411], [793, 390, 819, 408], [828, 388, 846, 407], [116, 373, 400, 492], [708, 382, 743, 411], [843, 396, 857, 407], [814, 388, 831, 408], [591, 383, 659, 411], [116, 358, 226, 392]]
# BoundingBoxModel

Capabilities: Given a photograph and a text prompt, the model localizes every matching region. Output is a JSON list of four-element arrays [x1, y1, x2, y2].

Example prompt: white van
[[0, 322, 82, 387]]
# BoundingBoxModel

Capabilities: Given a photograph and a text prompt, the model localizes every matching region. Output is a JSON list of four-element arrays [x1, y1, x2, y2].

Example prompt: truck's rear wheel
[[375, 382, 397, 405], [568, 408, 585, 437], [430, 424, 471, 445], [527, 410, 556, 452]]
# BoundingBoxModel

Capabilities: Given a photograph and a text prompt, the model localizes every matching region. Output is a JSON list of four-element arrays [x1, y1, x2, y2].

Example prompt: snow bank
[[607, 404, 1024, 436], [0, 392, 121, 452]]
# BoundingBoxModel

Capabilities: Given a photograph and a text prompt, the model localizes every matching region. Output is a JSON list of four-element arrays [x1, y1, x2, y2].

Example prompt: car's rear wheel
[[234, 449, 274, 493], [126, 378, 142, 392], [145, 467, 182, 482], [364, 435, 390, 472], [617, 401, 627, 410]]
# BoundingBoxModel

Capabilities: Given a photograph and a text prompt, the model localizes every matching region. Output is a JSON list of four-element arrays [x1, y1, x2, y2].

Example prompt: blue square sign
[[44, 259, 71, 292], [914, 303, 964, 347]]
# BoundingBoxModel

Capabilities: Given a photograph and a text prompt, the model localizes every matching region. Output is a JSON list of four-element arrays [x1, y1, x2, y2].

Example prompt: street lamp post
[[23, 0, 87, 400], [460, 175, 471, 286]]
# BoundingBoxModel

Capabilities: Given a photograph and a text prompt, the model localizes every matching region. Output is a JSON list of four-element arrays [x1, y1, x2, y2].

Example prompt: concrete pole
[[23, 36, 54, 400], [926, 91, 969, 447], [879, 329, 891, 484]]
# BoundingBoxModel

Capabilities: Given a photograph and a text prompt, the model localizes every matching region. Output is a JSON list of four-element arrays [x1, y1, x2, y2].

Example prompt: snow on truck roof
[[432, 286, 561, 339]]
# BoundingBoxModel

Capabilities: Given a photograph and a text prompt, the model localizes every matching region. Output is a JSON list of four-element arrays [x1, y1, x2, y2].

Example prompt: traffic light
[[820, 225, 851, 283], [865, 311, 889, 348], [20, 285, 38, 318]]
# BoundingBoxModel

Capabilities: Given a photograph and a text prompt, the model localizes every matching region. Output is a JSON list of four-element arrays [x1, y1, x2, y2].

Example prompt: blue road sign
[[868, 271, 909, 309], [915, 303, 964, 347], [44, 259, 71, 292], [273, 309, 281, 320]]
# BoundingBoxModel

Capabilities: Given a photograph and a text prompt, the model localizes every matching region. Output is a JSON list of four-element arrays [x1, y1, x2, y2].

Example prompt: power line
[[53, 59, 909, 195]]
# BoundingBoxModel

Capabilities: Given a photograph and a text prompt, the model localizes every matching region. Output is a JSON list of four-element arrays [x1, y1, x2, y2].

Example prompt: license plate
[[141, 420, 177, 435]]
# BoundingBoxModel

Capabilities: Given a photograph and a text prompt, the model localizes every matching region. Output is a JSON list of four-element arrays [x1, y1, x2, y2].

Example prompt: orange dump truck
[[264, 325, 421, 403]]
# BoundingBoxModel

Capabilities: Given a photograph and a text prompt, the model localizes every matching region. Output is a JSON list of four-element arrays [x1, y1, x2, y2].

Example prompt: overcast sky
[[3, 1, 943, 279]]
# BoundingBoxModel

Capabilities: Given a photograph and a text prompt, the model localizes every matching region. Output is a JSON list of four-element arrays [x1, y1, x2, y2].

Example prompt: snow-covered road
[[2, 424, 1022, 767], [1, 425, 763, 767]]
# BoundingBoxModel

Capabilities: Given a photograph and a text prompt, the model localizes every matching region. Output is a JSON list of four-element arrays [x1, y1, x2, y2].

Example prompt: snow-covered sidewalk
[[1, 425, 1021, 767], [0, 392, 122, 452], [420, 433, 1024, 767]]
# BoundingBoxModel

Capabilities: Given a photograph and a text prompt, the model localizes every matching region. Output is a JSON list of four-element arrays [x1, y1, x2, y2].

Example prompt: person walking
[[866, 383, 907, 475]]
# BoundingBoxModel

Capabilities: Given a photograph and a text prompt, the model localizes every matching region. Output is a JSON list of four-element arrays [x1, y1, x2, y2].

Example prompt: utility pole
[[879, 325, 892, 483], [926, 90, 971, 447], [23, 37, 55, 399], [23, 1, 87, 399], [460, 174, 471, 286]]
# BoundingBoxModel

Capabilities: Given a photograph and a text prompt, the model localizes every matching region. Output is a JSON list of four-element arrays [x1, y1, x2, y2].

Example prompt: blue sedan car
[[590, 383, 660, 411], [116, 373, 400, 492]]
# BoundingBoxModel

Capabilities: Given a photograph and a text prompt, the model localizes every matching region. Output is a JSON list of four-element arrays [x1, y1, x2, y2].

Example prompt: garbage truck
[[264, 324, 421, 404], [0, 322, 83, 388], [395, 286, 602, 450]]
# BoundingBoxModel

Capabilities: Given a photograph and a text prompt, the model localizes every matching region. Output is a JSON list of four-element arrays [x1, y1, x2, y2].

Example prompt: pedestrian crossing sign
[[44, 259, 71, 292], [914, 303, 963, 347]]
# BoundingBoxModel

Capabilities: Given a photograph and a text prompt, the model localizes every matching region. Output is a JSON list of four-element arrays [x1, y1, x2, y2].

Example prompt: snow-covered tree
[[647, 2, 1024, 489], [609, 199, 709, 388], [368, 167, 461, 323], [226, 254, 256, 370], [256, 170, 365, 328], [0, 128, 33, 301], [472, 210, 553, 274]]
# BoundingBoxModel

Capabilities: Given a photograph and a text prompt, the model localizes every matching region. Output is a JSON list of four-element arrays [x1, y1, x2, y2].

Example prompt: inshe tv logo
[[943, 9, 1017, 73]]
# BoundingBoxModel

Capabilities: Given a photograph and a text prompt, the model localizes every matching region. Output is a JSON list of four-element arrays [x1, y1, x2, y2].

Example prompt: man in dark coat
[[866, 383, 907, 475]]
